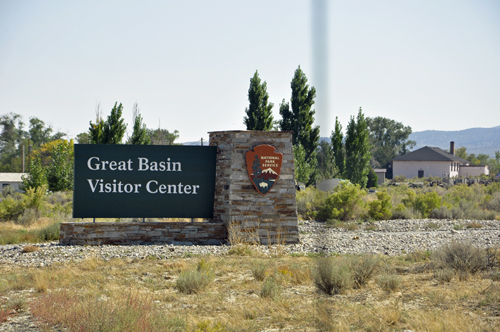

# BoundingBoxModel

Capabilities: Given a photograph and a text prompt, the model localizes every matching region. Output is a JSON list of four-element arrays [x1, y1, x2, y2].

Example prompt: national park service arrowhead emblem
[[246, 145, 283, 195]]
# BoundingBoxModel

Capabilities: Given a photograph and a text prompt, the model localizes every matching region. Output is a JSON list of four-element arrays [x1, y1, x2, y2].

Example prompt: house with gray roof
[[0, 173, 26, 192], [392, 142, 472, 179]]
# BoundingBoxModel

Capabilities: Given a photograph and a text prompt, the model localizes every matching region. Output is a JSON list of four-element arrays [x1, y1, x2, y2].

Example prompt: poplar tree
[[130, 103, 150, 145], [344, 108, 371, 188], [89, 103, 105, 144], [279, 66, 320, 185], [89, 102, 127, 144], [243, 71, 274, 130], [103, 102, 127, 144], [279, 66, 320, 159], [331, 116, 345, 178]]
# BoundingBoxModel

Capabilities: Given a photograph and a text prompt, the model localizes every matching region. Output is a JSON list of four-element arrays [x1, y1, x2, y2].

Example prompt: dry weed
[[21, 244, 39, 253]]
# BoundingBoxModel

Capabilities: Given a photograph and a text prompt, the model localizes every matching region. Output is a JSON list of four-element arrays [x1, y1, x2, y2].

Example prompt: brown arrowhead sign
[[246, 145, 283, 195]]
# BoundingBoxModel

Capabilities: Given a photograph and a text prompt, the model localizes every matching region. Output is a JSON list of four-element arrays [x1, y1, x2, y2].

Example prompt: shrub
[[432, 240, 488, 276], [1, 186, 16, 197], [367, 191, 392, 220], [401, 189, 416, 208], [344, 223, 358, 231], [430, 206, 452, 219], [0, 185, 47, 222], [17, 208, 40, 226], [485, 192, 500, 212], [391, 204, 421, 220], [251, 261, 267, 281], [451, 200, 497, 220], [317, 183, 366, 221], [414, 191, 442, 218], [0, 194, 25, 221], [325, 219, 343, 228], [349, 254, 379, 288], [313, 257, 352, 295], [367, 168, 378, 188], [423, 221, 441, 229], [466, 221, 483, 229], [22, 244, 39, 253], [296, 187, 328, 220], [175, 260, 214, 294], [434, 268, 454, 283], [37, 222, 60, 241], [260, 276, 281, 299], [377, 272, 401, 292]]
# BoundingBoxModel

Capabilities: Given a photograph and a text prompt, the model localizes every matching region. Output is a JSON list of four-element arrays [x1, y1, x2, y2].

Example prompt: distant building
[[0, 173, 26, 192], [391, 142, 489, 179], [317, 178, 348, 192], [373, 169, 386, 185]]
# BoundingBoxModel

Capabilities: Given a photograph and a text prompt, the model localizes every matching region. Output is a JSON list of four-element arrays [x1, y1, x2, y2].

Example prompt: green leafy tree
[[29, 117, 65, 147], [279, 66, 320, 185], [89, 102, 127, 144], [148, 128, 179, 145], [76, 132, 91, 144], [21, 157, 48, 191], [130, 103, 151, 145], [89, 104, 105, 144], [491, 151, 500, 176], [21, 139, 74, 192], [455, 147, 467, 159], [294, 144, 317, 184], [366, 116, 415, 179], [331, 116, 345, 178], [367, 168, 378, 188], [316, 140, 335, 181], [45, 140, 74, 191], [344, 108, 371, 188], [243, 71, 274, 130], [0, 113, 27, 172], [103, 102, 127, 144]]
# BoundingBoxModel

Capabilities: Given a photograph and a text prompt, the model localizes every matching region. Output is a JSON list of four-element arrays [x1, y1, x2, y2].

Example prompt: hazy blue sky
[[1, 0, 499, 143]]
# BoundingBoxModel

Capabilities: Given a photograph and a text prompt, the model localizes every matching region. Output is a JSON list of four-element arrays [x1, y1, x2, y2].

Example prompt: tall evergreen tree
[[130, 103, 150, 145], [279, 66, 320, 185], [316, 140, 335, 181], [89, 104, 105, 144], [89, 102, 127, 144], [344, 108, 371, 188], [279, 66, 320, 159], [331, 116, 345, 178], [103, 102, 127, 144], [243, 71, 274, 130]]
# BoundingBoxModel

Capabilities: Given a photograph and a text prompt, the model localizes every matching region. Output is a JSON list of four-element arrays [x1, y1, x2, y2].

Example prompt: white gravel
[[0, 219, 499, 267]]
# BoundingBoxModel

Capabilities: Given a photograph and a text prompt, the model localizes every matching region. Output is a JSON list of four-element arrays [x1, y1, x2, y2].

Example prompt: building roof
[[392, 146, 469, 163], [0, 173, 27, 183]]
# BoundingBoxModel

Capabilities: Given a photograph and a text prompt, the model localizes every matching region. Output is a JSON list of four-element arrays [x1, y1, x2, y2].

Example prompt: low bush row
[[297, 182, 500, 222]]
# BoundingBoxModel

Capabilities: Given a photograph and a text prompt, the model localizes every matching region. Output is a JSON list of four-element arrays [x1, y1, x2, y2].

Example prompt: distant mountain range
[[183, 126, 500, 157], [409, 125, 500, 157], [319, 125, 500, 157]]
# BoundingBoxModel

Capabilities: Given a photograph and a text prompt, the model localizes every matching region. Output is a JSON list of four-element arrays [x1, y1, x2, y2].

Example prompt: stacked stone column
[[209, 131, 299, 244]]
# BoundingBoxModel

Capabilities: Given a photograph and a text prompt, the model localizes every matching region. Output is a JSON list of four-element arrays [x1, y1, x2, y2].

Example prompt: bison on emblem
[[246, 145, 283, 195]]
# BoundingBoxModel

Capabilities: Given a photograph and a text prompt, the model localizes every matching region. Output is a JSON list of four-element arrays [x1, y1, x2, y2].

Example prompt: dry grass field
[[1, 243, 500, 331]]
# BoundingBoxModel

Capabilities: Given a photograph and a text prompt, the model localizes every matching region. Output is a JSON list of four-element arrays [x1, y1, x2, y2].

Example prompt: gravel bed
[[0, 219, 499, 267]]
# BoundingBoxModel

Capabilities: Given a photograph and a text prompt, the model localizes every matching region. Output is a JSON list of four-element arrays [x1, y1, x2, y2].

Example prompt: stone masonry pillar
[[209, 131, 299, 244]]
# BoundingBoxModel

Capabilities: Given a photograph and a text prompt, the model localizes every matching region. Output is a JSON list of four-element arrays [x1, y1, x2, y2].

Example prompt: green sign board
[[73, 144, 217, 218]]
